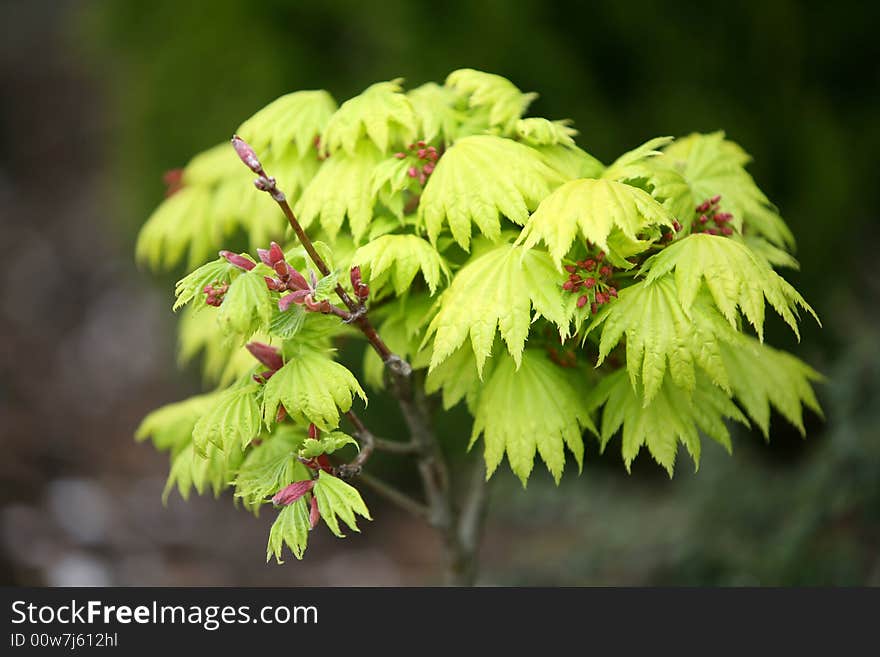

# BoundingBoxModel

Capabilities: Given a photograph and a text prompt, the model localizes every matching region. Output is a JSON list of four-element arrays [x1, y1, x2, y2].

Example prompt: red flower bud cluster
[[562, 250, 618, 315], [350, 266, 369, 302], [693, 195, 734, 236], [394, 140, 439, 186], [247, 341, 283, 385], [203, 282, 229, 307]]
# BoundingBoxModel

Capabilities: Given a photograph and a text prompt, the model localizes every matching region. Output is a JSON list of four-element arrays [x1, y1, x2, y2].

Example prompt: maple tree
[[135, 70, 823, 585]]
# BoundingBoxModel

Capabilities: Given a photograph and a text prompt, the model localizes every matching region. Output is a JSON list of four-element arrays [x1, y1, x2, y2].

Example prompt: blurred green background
[[1, 0, 877, 585]]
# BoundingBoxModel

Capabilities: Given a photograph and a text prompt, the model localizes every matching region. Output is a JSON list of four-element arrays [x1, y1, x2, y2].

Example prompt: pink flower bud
[[394, 152, 406, 159], [264, 276, 283, 291], [672, 220, 682, 232], [272, 480, 315, 506], [710, 194, 721, 204], [407, 166, 418, 178], [562, 280, 575, 291], [699, 214, 709, 224], [417, 148, 427, 158], [584, 259, 596, 270], [246, 342, 283, 371], [355, 283, 370, 301], [577, 295, 588, 308], [590, 302, 598, 314], [721, 226, 733, 236], [696, 201, 710, 213], [350, 266, 363, 288], [600, 266, 612, 277], [219, 250, 256, 271], [584, 278, 596, 289], [309, 495, 321, 529], [417, 140, 426, 148], [422, 162, 435, 175], [231, 135, 262, 173], [706, 227, 719, 235], [595, 292, 607, 305], [564, 264, 578, 274], [608, 287, 618, 298], [288, 268, 309, 291], [273, 260, 290, 279]]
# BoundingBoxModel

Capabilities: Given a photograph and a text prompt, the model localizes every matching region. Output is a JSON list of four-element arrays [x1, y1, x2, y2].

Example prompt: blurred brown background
[[1, 0, 878, 586]]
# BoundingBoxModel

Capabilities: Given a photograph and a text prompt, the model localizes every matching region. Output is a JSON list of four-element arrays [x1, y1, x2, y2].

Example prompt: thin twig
[[359, 472, 430, 520], [374, 438, 420, 455]]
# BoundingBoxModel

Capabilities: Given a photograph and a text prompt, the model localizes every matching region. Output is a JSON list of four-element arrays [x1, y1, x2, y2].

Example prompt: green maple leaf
[[515, 118, 578, 147], [312, 470, 372, 538], [588, 370, 749, 475], [216, 265, 275, 339], [135, 391, 223, 452], [445, 68, 537, 135], [262, 350, 366, 431], [233, 425, 309, 512], [586, 275, 736, 405], [720, 335, 824, 436], [352, 234, 450, 296], [661, 131, 795, 248], [322, 79, 418, 156], [518, 177, 675, 268], [426, 242, 567, 376], [641, 233, 819, 340], [470, 350, 596, 486], [164, 440, 244, 502], [419, 135, 564, 249], [266, 498, 311, 563], [191, 381, 262, 455], [236, 90, 337, 157], [295, 141, 384, 242]]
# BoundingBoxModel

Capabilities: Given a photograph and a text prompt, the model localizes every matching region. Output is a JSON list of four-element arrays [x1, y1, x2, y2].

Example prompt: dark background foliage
[[1, 0, 877, 585]]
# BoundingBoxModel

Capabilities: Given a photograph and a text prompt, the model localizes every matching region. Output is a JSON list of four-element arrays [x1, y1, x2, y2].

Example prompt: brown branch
[[358, 472, 430, 520]]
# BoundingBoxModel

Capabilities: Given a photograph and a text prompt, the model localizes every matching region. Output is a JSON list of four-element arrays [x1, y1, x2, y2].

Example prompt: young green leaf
[[233, 426, 309, 511], [173, 257, 238, 311], [268, 305, 307, 339], [470, 350, 596, 486], [322, 79, 417, 156], [267, 498, 311, 563], [426, 242, 567, 375], [589, 370, 749, 475], [262, 350, 366, 431], [424, 341, 483, 411], [192, 382, 262, 454], [641, 234, 818, 340], [298, 431, 359, 458], [515, 118, 577, 147], [312, 470, 372, 537], [216, 267, 275, 339], [518, 178, 675, 268], [352, 234, 449, 296], [419, 135, 564, 249], [164, 440, 244, 502], [535, 144, 605, 181], [135, 391, 223, 452], [407, 82, 464, 143]]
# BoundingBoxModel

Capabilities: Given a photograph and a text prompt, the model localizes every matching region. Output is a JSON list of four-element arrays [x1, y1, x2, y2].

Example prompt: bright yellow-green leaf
[[518, 178, 675, 268], [720, 335, 824, 436], [515, 118, 577, 147], [589, 370, 749, 476], [295, 141, 384, 242], [642, 234, 819, 340], [445, 68, 537, 135], [192, 382, 262, 455], [420, 135, 564, 249], [470, 350, 596, 486], [426, 242, 567, 375], [233, 426, 309, 511], [587, 275, 738, 405], [216, 266, 275, 339], [352, 234, 449, 296], [164, 440, 244, 503], [322, 79, 417, 156], [237, 90, 337, 156], [135, 391, 223, 452]]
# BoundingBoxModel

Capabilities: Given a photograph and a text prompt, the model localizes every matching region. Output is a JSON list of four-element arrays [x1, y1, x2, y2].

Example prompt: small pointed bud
[[272, 480, 315, 506], [584, 277, 596, 289], [275, 405, 287, 423], [309, 495, 321, 529], [264, 276, 282, 291], [394, 152, 406, 159], [316, 454, 333, 473], [257, 248, 272, 266], [308, 423, 319, 440], [710, 194, 721, 204], [721, 226, 734, 236], [564, 264, 578, 274], [246, 341, 283, 371], [268, 241, 285, 265], [219, 250, 256, 271], [350, 265, 363, 288], [356, 283, 370, 301], [288, 268, 310, 291], [278, 289, 310, 311], [231, 135, 262, 173], [273, 260, 290, 279], [407, 166, 418, 178], [577, 295, 588, 308]]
